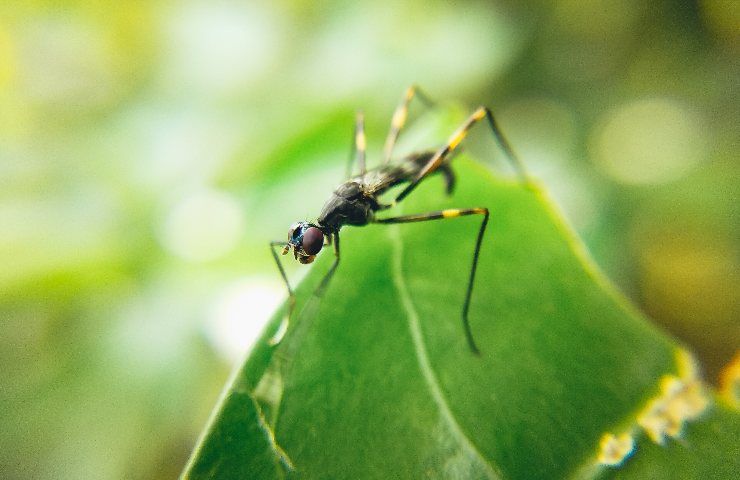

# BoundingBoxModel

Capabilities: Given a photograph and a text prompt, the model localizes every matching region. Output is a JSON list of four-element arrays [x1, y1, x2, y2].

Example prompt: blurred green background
[[1, 1, 737, 478]]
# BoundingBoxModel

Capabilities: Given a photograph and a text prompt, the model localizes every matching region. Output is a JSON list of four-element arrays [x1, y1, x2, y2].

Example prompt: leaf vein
[[388, 225, 502, 480]]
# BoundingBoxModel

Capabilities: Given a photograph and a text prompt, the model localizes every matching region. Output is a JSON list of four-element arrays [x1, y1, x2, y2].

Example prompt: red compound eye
[[301, 227, 324, 255]]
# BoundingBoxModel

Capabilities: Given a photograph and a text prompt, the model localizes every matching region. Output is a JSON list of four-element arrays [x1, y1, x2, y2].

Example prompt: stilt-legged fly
[[270, 86, 529, 354]]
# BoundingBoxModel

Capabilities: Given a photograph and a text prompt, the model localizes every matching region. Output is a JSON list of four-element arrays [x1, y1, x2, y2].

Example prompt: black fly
[[270, 86, 528, 354]]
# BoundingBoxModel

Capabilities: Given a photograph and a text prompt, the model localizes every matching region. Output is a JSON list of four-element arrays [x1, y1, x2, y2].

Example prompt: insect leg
[[481, 107, 530, 182], [394, 106, 529, 204], [345, 111, 367, 179], [373, 208, 490, 355], [270, 240, 297, 322], [383, 85, 434, 164], [314, 233, 341, 297]]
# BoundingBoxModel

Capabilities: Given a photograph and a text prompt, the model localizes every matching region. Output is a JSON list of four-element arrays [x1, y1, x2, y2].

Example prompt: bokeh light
[[207, 276, 284, 363], [590, 98, 708, 185], [1, 1, 736, 478], [159, 189, 244, 262]]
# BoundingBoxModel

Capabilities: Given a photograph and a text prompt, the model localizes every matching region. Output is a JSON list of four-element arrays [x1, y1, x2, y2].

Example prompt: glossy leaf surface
[[183, 159, 738, 479]]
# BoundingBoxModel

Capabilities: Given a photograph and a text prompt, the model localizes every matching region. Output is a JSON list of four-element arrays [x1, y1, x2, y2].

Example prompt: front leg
[[269, 240, 297, 344], [268, 233, 341, 344], [314, 233, 341, 298]]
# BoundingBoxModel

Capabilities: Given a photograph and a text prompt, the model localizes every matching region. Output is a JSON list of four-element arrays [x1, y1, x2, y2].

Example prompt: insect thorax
[[317, 181, 376, 230]]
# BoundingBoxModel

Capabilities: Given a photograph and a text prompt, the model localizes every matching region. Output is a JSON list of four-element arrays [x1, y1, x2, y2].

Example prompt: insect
[[270, 86, 528, 354]]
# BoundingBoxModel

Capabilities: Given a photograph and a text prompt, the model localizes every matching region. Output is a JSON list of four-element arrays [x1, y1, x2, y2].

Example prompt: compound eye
[[301, 227, 324, 255]]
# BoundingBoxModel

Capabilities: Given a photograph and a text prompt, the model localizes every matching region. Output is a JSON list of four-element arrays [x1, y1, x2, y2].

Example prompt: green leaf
[[182, 158, 738, 479]]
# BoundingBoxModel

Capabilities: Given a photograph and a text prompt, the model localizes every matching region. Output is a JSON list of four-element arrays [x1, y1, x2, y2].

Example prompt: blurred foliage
[[0, 0, 737, 478]]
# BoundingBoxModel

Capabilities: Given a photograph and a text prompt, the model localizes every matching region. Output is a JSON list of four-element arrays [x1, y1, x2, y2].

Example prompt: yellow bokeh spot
[[700, 0, 740, 41], [590, 98, 708, 185], [719, 352, 740, 409]]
